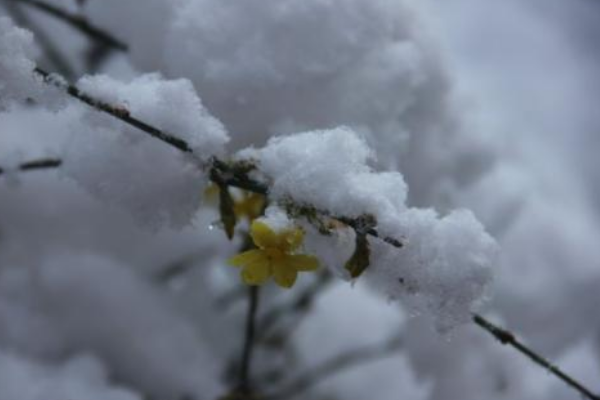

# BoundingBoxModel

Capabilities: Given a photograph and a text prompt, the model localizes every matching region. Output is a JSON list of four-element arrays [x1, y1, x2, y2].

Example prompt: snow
[[242, 127, 496, 328], [0, 254, 223, 400], [0, 17, 38, 108], [373, 209, 497, 330], [247, 127, 407, 219], [63, 73, 228, 229], [0, 351, 140, 400]]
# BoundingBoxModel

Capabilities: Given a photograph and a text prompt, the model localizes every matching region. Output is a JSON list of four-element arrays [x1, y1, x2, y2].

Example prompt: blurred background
[[0, 0, 599, 399]]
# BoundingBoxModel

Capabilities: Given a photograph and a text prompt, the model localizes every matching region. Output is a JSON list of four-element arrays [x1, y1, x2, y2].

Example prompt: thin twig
[[0, 158, 62, 175], [34, 67, 193, 153], [264, 335, 403, 400], [5, 0, 128, 51], [257, 271, 331, 342], [152, 253, 202, 284], [4, 1, 76, 79], [473, 313, 600, 400], [238, 286, 260, 393]]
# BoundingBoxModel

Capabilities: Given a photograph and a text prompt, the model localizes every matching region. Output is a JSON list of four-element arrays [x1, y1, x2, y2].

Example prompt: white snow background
[[1, 0, 599, 399]]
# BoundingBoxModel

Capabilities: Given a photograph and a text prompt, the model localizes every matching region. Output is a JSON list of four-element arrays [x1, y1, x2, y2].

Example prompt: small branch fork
[[4, 0, 128, 51], [2, 66, 599, 400]]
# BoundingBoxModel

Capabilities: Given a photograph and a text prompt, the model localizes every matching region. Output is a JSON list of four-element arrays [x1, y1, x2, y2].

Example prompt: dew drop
[[209, 220, 224, 231]]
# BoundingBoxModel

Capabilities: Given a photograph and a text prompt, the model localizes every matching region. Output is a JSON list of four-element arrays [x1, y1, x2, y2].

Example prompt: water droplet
[[209, 220, 224, 231]]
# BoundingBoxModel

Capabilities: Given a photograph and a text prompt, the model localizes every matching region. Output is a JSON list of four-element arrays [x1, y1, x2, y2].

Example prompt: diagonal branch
[[5, 0, 128, 51], [30, 67, 405, 249], [34, 68, 193, 154], [473, 313, 600, 400], [0, 158, 62, 175]]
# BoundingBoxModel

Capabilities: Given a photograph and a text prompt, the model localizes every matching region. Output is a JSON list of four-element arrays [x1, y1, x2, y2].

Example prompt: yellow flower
[[229, 220, 319, 288], [204, 185, 264, 222], [233, 191, 265, 221]]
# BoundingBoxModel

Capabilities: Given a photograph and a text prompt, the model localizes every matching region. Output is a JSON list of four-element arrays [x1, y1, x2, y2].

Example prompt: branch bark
[[473, 313, 600, 400], [5, 0, 127, 51]]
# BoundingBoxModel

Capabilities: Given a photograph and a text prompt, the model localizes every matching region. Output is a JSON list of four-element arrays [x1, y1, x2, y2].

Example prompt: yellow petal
[[285, 254, 319, 271], [281, 228, 304, 253], [250, 221, 279, 249], [228, 249, 265, 267], [234, 192, 265, 221], [273, 263, 298, 288], [241, 261, 271, 285]]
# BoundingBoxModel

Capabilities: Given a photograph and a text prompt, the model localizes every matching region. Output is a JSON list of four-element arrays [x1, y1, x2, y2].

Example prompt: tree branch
[[257, 271, 331, 343], [5, 0, 128, 51], [34, 67, 193, 153], [265, 334, 404, 400], [473, 313, 600, 400], [0, 158, 62, 175], [238, 286, 260, 394], [30, 66, 405, 250], [4, 0, 76, 80]]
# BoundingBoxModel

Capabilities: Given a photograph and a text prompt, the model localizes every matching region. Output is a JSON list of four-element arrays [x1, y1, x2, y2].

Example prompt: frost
[[63, 73, 228, 229], [370, 209, 498, 331]]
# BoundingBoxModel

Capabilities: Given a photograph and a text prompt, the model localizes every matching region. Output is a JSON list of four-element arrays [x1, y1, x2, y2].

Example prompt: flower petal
[[281, 228, 304, 252], [286, 254, 319, 271], [241, 261, 271, 285], [251, 221, 279, 249], [273, 263, 298, 288], [229, 249, 265, 267]]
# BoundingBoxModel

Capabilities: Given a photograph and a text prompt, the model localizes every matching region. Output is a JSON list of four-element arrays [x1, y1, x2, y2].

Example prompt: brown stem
[[0, 158, 62, 175], [473, 313, 600, 400], [6, 0, 127, 51], [238, 286, 260, 393]]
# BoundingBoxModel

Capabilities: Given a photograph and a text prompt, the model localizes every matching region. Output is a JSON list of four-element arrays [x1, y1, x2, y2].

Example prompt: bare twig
[[238, 286, 260, 393], [153, 253, 203, 284], [473, 313, 600, 400], [5, 0, 128, 51], [257, 271, 332, 342], [34, 67, 193, 153], [265, 334, 404, 400], [4, 1, 76, 79], [0, 158, 62, 175]]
